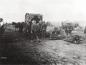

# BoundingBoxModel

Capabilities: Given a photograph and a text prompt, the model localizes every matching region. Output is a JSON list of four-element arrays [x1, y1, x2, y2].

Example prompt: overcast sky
[[0, 0, 86, 26]]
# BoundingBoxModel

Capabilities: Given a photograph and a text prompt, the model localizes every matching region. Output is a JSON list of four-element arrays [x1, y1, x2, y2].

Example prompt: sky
[[0, 0, 86, 26]]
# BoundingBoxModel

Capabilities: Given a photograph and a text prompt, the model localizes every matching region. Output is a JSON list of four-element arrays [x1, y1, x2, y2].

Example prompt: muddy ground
[[0, 32, 86, 65]]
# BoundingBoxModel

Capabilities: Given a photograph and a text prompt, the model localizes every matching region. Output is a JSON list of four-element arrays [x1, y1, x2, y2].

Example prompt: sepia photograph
[[0, 0, 86, 65]]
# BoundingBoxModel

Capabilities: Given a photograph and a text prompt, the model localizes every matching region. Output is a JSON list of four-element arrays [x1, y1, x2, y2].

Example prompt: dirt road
[[15, 40, 86, 65], [1, 39, 86, 65], [38, 40, 86, 65]]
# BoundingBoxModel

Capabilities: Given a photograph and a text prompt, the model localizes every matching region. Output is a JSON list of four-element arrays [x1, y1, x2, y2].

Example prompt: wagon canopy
[[71, 30, 85, 38]]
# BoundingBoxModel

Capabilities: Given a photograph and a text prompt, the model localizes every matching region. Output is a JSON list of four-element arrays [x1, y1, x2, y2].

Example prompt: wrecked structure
[[25, 13, 43, 24]]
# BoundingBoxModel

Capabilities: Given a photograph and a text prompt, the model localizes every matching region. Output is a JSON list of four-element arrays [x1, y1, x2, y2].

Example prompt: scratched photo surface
[[0, 0, 86, 65]]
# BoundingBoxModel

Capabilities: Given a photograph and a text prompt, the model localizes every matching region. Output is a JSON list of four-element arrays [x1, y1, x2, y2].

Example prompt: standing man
[[30, 15, 41, 42], [31, 20, 40, 42], [84, 26, 86, 34], [42, 22, 47, 39]]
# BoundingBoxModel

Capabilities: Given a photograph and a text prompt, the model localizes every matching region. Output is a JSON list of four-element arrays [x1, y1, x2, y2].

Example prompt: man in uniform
[[31, 20, 40, 42], [41, 22, 47, 39]]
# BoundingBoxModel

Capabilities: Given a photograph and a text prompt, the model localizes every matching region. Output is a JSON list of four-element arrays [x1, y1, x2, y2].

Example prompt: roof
[[25, 13, 42, 16]]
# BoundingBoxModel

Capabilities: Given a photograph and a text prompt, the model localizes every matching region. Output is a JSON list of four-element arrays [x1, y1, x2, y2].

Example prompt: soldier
[[31, 20, 40, 42], [84, 26, 86, 34], [38, 21, 43, 39], [41, 22, 47, 39]]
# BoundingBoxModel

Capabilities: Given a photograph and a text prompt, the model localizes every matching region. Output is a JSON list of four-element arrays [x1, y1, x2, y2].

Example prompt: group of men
[[25, 20, 47, 42]]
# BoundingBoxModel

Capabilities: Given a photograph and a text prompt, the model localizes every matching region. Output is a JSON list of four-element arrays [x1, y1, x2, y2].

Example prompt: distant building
[[25, 13, 43, 24]]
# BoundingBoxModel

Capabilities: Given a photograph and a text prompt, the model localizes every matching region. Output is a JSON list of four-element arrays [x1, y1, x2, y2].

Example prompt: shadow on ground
[[0, 32, 40, 65]]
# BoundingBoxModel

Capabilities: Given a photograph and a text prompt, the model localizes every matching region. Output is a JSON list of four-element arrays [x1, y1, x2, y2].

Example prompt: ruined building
[[25, 13, 43, 24]]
